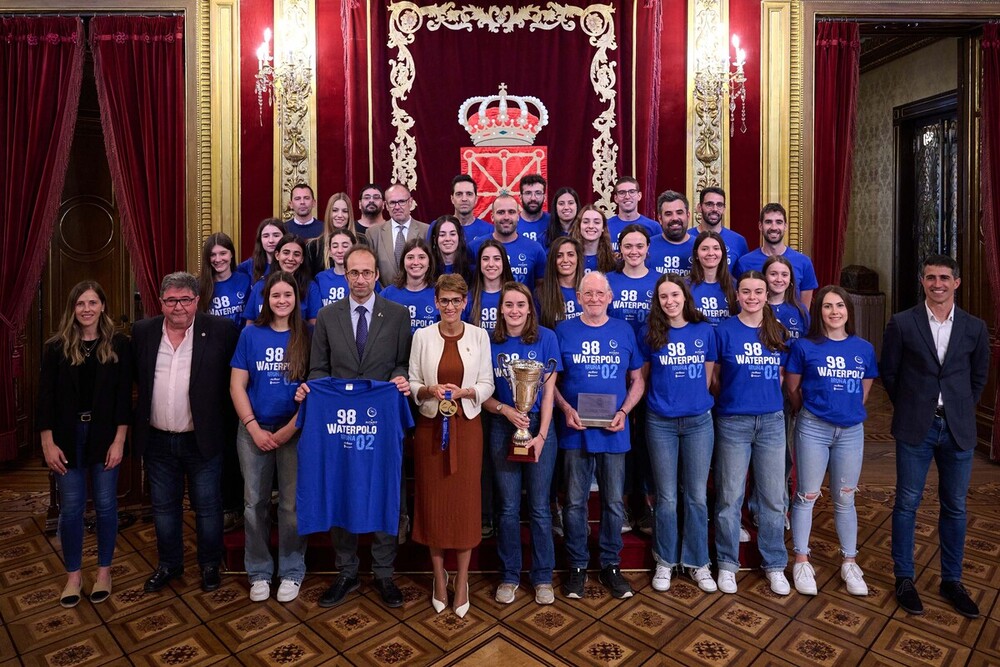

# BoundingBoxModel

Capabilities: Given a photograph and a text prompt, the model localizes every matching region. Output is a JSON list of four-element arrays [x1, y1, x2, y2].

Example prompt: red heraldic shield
[[460, 147, 548, 222]]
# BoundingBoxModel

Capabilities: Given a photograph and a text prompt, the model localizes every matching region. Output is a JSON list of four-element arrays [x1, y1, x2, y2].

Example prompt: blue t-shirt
[[534, 286, 582, 323], [786, 336, 878, 427], [426, 217, 493, 245], [770, 302, 809, 340], [639, 321, 717, 418], [469, 234, 546, 285], [733, 247, 819, 292], [517, 212, 549, 246], [690, 226, 749, 270], [583, 254, 599, 274], [381, 285, 439, 334], [647, 234, 695, 277], [463, 289, 501, 334], [608, 270, 659, 336], [688, 280, 735, 326], [490, 327, 563, 412], [244, 278, 319, 323], [555, 317, 643, 453], [296, 378, 414, 535], [307, 270, 382, 319], [230, 325, 300, 424], [608, 214, 660, 252], [236, 258, 272, 281], [714, 317, 788, 416], [209, 272, 252, 325], [286, 217, 323, 240]]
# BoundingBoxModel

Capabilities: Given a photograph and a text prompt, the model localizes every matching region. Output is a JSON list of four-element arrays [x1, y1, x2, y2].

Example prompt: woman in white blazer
[[408, 273, 494, 617]]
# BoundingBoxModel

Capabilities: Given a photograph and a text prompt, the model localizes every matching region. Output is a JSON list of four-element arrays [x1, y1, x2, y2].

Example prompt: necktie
[[355, 305, 368, 359], [394, 224, 406, 266]]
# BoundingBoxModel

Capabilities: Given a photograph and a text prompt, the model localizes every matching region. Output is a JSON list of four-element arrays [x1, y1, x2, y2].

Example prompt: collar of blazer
[[913, 302, 967, 368]]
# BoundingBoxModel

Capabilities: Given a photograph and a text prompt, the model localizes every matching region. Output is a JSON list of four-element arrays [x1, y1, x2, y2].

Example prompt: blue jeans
[[791, 409, 863, 558], [57, 425, 119, 572], [892, 415, 974, 581], [646, 410, 714, 568], [489, 413, 557, 585], [237, 421, 307, 583], [714, 412, 788, 572], [563, 448, 626, 569], [144, 429, 223, 570]]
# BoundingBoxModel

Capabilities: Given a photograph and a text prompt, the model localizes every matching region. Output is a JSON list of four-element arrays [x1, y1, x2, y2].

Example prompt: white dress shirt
[[926, 302, 955, 407], [150, 322, 195, 432]]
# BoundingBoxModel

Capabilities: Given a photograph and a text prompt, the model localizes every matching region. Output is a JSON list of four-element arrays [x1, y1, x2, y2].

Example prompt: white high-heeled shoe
[[431, 572, 448, 613], [454, 582, 470, 618]]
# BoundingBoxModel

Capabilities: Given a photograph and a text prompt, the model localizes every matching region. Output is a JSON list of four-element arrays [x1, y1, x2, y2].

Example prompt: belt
[[150, 426, 195, 436], [77, 412, 92, 422], [934, 406, 946, 419]]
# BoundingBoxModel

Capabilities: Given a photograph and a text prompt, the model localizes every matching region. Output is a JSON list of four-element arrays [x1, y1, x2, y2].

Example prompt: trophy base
[[507, 442, 536, 463]]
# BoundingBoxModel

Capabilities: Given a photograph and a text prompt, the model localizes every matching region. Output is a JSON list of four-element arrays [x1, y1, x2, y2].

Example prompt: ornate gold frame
[[687, 0, 731, 202], [385, 1, 620, 211]]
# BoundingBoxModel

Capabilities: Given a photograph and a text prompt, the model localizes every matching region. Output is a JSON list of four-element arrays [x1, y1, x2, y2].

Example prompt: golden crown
[[458, 83, 549, 147]]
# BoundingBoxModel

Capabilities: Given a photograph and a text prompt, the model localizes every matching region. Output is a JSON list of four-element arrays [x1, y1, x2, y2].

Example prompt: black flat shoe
[[895, 577, 924, 615], [318, 574, 360, 608], [940, 581, 979, 618], [373, 577, 404, 608], [144, 566, 184, 593], [201, 565, 222, 592]]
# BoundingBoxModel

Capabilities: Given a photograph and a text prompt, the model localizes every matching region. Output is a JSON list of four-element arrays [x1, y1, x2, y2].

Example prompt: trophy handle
[[496, 353, 512, 384], [542, 358, 558, 383]]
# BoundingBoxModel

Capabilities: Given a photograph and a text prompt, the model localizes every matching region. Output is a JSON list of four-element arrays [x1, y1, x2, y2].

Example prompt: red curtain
[[0, 17, 85, 461], [90, 16, 186, 316], [981, 25, 1000, 461], [812, 21, 860, 287]]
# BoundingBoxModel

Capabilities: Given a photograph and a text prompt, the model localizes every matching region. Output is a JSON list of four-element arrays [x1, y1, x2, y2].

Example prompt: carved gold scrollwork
[[386, 2, 619, 211], [690, 0, 727, 197]]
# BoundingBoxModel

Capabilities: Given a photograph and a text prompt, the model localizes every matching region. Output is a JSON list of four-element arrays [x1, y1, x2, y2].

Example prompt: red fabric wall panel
[[654, 0, 688, 209], [315, 1, 347, 209], [728, 0, 762, 248]]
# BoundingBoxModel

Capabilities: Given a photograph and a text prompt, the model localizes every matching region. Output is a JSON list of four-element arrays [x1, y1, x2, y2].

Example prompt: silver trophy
[[496, 354, 557, 461]]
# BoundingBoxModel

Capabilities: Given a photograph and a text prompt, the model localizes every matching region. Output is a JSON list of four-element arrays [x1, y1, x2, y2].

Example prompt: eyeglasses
[[438, 297, 464, 307], [701, 202, 726, 209], [615, 189, 639, 197], [162, 297, 196, 307], [580, 291, 609, 299], [387, 198, 411, 208], [346, 269, 376, 280], [361, 194, 383, 202]]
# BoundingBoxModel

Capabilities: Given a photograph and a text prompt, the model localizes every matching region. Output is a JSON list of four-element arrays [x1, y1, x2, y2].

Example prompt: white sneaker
[[767, 571, 791, 596], [276, 579, 300, 603], [249, 580, 270, 602], [495, 582, 518, 604], [840, 562, 868, 596], [689, 566, 718, 593], [651, 564, 672, 592], [739, 526, 751, 542], [717, 570, 737, 594], [793, 562, 818, 595], [534, 583, 555, 605]]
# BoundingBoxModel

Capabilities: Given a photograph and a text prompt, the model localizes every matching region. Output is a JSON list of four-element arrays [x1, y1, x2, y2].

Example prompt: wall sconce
[[254, 25, 313, 126], [694, 33, 748, 136]]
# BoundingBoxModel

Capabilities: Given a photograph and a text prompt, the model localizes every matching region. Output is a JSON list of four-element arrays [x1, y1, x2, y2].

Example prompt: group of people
[[38, 176, 988, 622]]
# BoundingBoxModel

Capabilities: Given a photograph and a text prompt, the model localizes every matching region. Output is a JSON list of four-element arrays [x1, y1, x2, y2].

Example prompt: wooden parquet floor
[[1, 384, 999, 666]]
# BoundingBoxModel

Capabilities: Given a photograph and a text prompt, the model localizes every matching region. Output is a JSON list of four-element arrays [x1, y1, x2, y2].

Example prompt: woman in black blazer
[[37, 281, 131, 607]]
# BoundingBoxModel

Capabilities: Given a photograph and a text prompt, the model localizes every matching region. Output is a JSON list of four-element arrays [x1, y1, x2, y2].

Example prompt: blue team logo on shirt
[[609, 339, 618, 350], [527, 350, 537, 360], [854, 355, 865, 365], [367, 407, 378, 418], [694, 338, 705, 349], [789, 318, 798, 326], [238, 291, 246, 299], [424, 305, 435, 314], [518, 253, 527, 262], [646, 290, 653, 298]]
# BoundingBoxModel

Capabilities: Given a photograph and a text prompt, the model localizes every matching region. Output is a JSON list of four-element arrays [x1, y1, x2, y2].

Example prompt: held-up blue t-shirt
[[786, 336, 878, 427], [490, 327, 562, 413], [771, 302, 810, 340], [688, 280, 735, 326], [555, 317, 643, 453], [608, 270, 659, 336], [608, 214, 660, 253], [230, 325, 300, 425], [517, 212, 549, 246], [647, 234, 695, 277], [714, 317, 788, 416], [639, 321, 717, 418], [381, 285, 439, 334], [463, 289, 501, 334], [469, 234, 546, 285], [210, 272, 252, 326], [733, 247, 819, 291], [244, 278, 319, 323], [296, 378, 413, 535]]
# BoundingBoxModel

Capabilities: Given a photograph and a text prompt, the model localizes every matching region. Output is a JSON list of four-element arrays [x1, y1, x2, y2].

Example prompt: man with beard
[[355, 184, 385, 240], [367, 183, 429, 286], [517, 174, 549, 246], [447, 175, 493, 241], [469, 194, 546, 286], [733, 203, 818, 307], [606, 176, 660, 253], [647, 190, 695, 277], [285, 183, 322, 240], [693, 187, 748, 270]]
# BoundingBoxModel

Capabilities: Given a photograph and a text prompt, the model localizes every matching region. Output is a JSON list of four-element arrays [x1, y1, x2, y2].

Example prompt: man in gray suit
[[302, 245, 412, 608], [366, 182, 428, 286]]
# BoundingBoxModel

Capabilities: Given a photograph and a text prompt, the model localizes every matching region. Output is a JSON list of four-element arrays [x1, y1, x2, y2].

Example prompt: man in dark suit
[[133, 272, 239, 593], [302, 245, 412, 608], [366, 182, 428, 286], [880, 254, 990, 619]]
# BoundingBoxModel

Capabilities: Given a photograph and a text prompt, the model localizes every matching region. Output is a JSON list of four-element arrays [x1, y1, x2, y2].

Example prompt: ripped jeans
[[790, 409, 864, 558]]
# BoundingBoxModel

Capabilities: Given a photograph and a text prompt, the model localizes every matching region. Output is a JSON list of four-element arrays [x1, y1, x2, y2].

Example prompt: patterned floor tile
[[975, 619, 1000, 658], [967, 652, 1000, 667], [601, 594, 688, 650], [967, 514, 1000, 536], [182, 579, 255, 622], [964, 530, 1000, 561], [825, 575, 896, 617], [20, 625, 123, 667], [737, 573, 812, 617], [305, 595, 402, 650], [0, 517, 40, 545], [408, 599, 500, 652], [130, 625, 232, 666], [0, 534, 53, 568], [235, 625, 335, 666], [871, 619, 971, 666], [855, 550, 899, 584], [767, 620, 867, 666], [801, 528, 852, 566], [856, 653, 910, 667], [660, 620, 760, 666], [557, 622, 655, 666], [797, 593, 889, 648], [868, 529, 936, 569], [641, 573, 718, 617], [892, 590, 986, 647], [206, 599, 301, 653], [426, 626, 571, 666], [466, 574, 533, 620], [277, 578, 336, 621], [341, 624, 444, 666], [93, 578, 178, 622], [853, 504, 892, 531], [8, 599, 104, 653], [363, 573, 439, 621], [0, 578, 66, 622], [922, 553, 1000, 588], [503, 596, 594, 648], [0, 624, 14, 660], [702, 594, 791, 647], [812, 510, 880, 545], [0, 553, 66, 591], [108, 598, 201, 650], [748, 655, 798, 667]]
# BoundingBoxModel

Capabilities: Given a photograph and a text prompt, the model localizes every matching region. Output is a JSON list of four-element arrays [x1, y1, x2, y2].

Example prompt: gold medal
[[438, 398, 458, 417]]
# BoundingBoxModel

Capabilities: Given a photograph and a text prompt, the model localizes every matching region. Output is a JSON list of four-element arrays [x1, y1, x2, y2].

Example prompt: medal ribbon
[[441, 390, 451, 451]]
